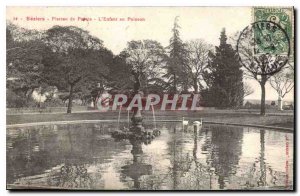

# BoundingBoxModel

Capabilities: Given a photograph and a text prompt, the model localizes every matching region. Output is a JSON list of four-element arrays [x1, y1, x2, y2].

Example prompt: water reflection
[[258, 130, 266, 187], [51, 164, 93, 188], [120, 139, 152, 189], [209, 126, 243, 189], [6, 123, 293, 190], [242, 129, 283, 189]]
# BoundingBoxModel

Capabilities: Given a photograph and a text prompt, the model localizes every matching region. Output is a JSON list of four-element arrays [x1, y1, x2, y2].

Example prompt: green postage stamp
[[253, 7, 294, 55]]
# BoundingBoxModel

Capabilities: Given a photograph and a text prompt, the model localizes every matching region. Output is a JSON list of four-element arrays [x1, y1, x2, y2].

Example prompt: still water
[[7, 122, 293, 190]]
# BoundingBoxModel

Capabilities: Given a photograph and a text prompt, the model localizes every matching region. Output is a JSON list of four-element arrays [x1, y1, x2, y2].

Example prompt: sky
[[6, 6, 294, 101]]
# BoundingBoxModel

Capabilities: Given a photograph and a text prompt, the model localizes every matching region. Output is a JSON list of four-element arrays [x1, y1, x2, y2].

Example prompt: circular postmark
[[237, 20, 290, 75]]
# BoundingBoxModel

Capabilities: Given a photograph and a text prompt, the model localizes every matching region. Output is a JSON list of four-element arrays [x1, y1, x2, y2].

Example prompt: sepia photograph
[[6, 6, 294, 191]]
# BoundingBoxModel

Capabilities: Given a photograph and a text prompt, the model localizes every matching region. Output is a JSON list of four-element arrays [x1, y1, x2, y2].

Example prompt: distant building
[[244, 99, 294, 106]]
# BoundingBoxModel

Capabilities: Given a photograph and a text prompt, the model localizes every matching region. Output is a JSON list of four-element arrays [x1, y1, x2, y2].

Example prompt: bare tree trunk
[[173, 73, 177, 93], [260, 76, 267, 116], [133, 71, 141, 93], [193, 78, 198, 93], [26, 88, 34, 102], [67, 84, 74, 114], [278, 96, 283, 111]]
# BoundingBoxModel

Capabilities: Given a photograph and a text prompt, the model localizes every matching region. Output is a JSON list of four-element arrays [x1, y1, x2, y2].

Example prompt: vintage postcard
[[6, 7, 294, 190]]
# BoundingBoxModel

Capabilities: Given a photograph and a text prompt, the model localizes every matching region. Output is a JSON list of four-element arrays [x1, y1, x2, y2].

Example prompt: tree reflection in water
[[46, 128, 96, 189], [6, 123, 293, 190], [165, 126, 243, 190], [188, 129, 215, 189], [209, 126, 243, 189], [52, 164, 93, 188], [120, 126, 244, 190], [243, 129, 280, 189]]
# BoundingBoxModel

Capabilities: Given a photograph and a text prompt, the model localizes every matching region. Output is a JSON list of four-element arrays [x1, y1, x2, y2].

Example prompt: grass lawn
[[6, 110, 294, 128]]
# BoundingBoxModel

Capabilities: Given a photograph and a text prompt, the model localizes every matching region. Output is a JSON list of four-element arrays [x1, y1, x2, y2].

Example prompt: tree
[[237, 21, 290, 115], [106, 54, 134, 91], [122, 40, 166, 94], [204, 29, 244, 108], [185, 39, 213, 93], [6, 22, 49, 105], [43, 26, 108, 113], [269, 68, 294, 110], [79, 48, 115, 107], [164, 16, 188, 93], [243, 82, 254, 98], [33, 85, 58, 107], [245, 71, 270, 115]]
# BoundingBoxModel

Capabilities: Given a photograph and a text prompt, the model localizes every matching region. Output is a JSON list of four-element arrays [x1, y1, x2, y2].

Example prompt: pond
[[6, 122, 293, 190]]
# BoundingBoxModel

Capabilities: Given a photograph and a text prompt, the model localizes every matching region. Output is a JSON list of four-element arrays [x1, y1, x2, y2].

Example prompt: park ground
[[6, 107, 294, 129]]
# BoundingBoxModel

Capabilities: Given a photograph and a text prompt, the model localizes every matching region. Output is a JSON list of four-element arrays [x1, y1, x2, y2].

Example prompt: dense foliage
[[6, 19, 249, 112]]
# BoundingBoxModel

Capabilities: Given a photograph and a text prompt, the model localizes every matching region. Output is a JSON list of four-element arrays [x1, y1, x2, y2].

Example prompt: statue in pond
[[132, 69, 141, 94], [130, 69, 145, 134], [111, 69, 161, 141]]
